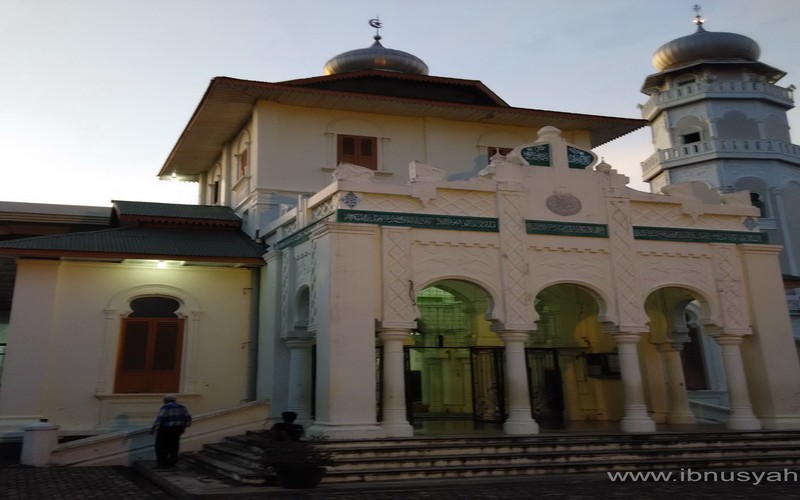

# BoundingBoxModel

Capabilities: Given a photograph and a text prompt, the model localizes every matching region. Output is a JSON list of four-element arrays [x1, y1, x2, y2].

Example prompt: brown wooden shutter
[[337, 135, 377, 170], [150, 320, 183, 393], [115, 318, 184, 393]]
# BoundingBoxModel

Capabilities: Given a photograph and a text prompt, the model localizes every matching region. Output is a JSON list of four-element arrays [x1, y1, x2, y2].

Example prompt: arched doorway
[[644, 287, 727, 424], [406, 280, 502, 431], [534, 283, 616, 424]]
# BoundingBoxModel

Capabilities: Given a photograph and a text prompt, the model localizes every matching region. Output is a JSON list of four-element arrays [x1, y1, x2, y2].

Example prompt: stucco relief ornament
[[546, 192, 582, 216], [341, 191, 361, 208], [742, 217, 758, 231]]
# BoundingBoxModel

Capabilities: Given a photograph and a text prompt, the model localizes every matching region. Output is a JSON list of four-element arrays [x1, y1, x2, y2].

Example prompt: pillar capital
[[611, 332, 644, 345], [497, 330, 531, 343], [713, 334, 747, 346], [282, 332, 315, 347], [378, 328, 413, 343]]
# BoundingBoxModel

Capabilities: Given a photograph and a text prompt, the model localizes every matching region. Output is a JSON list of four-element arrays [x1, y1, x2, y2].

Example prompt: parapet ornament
[[332, 162, 376, 182], [408, 160, 446, 183]]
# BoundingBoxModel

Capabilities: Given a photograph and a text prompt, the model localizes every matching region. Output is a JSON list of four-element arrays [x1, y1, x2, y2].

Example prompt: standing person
[[150, 394, 192, 468]]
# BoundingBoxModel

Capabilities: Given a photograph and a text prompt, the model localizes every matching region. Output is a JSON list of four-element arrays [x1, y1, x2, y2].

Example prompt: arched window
[[115, 297, 184, 393]]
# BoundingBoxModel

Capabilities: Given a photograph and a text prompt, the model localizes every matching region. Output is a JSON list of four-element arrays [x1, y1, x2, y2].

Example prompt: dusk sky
[[2, 0, 798, 206]]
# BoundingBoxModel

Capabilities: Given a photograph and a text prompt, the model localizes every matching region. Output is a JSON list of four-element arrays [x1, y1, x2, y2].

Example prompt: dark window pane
[[342, 137, 355, 155], [129, 297, 180, 318], [360, 138, 373, 156], [121, 323, 149, 370], [152, 322, 179, 370]]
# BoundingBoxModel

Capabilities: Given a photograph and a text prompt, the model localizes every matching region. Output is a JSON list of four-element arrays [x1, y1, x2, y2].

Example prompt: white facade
[[2, 23, 800, 445], [0, 260, 258, 434], [258, 127, 800, 438]]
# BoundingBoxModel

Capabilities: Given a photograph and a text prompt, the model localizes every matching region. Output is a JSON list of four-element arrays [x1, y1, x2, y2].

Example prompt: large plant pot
[[275, 466, 325, 489]]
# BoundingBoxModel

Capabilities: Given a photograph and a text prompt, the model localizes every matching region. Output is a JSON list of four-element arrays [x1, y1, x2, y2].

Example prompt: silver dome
[[652, 24, 760, 72], [323, 36, 429, 76]]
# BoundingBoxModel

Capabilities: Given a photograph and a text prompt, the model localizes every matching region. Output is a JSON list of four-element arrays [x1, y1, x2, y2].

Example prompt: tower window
[[681, 132, 701, 144]]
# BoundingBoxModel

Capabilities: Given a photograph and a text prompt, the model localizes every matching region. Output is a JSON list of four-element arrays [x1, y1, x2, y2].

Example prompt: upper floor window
[[750, 192, 767, 217], [115, 297, 184, 393], [488, 146, 512, 157], [338, 135, 377, 170], [237, 149, 249, 177], [212, 180, 220, 204]]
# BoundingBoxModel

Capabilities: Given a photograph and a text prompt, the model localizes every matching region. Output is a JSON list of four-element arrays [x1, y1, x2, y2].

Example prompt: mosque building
[[0, 15, 799, 462]]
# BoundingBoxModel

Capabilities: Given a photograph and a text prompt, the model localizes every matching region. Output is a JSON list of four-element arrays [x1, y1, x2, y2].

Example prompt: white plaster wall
[[253, 101, 589, 196], [0, 260, 256, 433]]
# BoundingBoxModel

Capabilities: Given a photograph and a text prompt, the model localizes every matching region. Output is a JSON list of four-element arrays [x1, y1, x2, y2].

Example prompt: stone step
[[181, 450, 273, 485], [182, 430, 800, 485], [320, 438, 800, 459], [323, 444, 800, 472], [322, 453, 800, 483]]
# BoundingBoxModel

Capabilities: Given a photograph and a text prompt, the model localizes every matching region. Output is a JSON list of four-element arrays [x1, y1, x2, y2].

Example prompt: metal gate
[[526, 348, 563, 421], [470, 347, 505, 422]]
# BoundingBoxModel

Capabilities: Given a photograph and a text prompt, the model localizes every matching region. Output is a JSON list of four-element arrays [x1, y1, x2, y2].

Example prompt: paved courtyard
[[2, 464, 799, 499]]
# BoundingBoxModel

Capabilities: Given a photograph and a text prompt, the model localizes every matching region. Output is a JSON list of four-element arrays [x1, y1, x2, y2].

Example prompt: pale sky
[[1, 0, 798, 207]]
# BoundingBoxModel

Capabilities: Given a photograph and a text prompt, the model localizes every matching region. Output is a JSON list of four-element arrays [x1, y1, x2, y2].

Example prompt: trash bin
[[20, 419, 59, 466]]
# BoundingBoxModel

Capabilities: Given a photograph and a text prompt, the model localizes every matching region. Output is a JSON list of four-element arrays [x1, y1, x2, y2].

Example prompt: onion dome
[[651, 15, 760, 71], [323, 20, 429, 76]]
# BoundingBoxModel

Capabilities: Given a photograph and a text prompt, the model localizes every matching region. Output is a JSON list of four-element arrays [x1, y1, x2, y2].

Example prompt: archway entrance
[[533, 284, 614, 424], [405, 280, 503, 431], [644, 287, 726, 424]]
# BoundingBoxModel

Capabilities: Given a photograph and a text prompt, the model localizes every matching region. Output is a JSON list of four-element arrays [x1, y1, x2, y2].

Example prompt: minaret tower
[[639, 6, 800, 288]]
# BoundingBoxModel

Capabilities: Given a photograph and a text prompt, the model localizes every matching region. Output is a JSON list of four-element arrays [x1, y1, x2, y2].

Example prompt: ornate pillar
[[714, 335, 761, 430], [379, 329, 414, 437], [498, 331, 539, 435], [660, 335, 696, 425], [284, 336, 314, 428], [612, 332, 656, 433]]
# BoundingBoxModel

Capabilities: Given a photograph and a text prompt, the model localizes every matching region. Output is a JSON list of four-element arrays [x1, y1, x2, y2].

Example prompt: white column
[[715, 335, 761, 430], [660, 341, 696, 425], [498, 331, 539, 435], [613, 332, 656, 433], [379, 329, 414, 437], [284, 336, 314, 428]]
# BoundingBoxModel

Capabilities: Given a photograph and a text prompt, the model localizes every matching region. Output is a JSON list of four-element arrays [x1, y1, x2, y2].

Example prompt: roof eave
[[161, 77, 645, 178], [641, 59, 787, 94], [0, 248, 264, 266]]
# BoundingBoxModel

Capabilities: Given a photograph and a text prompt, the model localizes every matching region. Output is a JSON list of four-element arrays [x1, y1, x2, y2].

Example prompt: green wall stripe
[[526, 220, 609, 238], [632, 226, 768, 244], [337, 209, 498, 232]]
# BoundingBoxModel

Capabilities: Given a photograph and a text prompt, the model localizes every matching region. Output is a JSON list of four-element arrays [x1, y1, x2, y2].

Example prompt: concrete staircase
[[181, 430, 800, 485]]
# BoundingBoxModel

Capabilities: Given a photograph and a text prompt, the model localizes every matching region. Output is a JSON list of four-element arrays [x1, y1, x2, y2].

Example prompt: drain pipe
[[245, 266, 260, 401]]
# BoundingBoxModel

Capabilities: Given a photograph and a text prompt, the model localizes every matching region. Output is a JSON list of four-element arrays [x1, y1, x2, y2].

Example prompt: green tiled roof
[[0, 227, 265, 264], [112, 200, 242, 226]]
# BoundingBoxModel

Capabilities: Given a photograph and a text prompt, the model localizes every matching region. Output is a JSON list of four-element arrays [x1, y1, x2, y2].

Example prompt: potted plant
[[258, 436, 333, 489]]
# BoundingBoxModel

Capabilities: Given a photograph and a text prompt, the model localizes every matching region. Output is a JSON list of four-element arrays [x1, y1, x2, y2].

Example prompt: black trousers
[[154, 426, 184, 466]]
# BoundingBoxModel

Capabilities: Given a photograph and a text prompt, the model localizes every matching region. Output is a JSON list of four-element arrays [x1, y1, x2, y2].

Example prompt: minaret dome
[[651, 11, 760, 71], [323, 19, 429, 76]]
